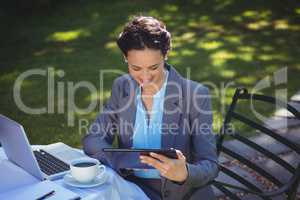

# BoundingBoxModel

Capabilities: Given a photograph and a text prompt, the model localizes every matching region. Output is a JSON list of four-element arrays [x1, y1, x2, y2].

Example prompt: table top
[[0, 143, 149, 200]]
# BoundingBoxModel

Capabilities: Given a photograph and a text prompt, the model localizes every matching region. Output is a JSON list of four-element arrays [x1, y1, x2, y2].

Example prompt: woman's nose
[[140, 71, 152, 81], [141, 69, 151, 77]]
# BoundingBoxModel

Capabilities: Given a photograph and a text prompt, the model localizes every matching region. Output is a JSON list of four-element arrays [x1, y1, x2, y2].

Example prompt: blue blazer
[[82, 63, 218, 200]]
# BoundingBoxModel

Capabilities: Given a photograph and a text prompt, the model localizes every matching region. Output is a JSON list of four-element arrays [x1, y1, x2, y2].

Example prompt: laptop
[[0, 114, 70, 180]]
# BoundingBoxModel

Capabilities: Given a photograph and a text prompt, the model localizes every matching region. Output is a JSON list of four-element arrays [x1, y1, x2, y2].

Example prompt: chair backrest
[[214, 88, 300, 200]]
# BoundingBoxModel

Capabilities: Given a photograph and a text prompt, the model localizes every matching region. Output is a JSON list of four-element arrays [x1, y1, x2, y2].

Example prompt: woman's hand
[[140, 150, 188, 183]]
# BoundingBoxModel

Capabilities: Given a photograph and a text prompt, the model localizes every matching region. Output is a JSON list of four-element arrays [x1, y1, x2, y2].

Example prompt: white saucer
[[63, 172, 107, 188]]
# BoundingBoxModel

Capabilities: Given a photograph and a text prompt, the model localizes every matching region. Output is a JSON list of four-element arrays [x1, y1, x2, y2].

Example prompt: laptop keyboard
[[33, 149, 70, 176]]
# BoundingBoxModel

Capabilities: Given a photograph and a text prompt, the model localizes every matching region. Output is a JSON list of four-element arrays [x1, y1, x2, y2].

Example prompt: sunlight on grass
[[34, 47, 74, 56], [172, 32, 196, 48], [214, 0, 233, 11], [242, 10, 271, 20], [163, 4, 178, 12], [211, 86, 238, 132], [258, 54, 273, 61], [208, 24, 224, 32], [236, 46, 255, 61], [47, 29, 91, 42], [232, 15, 243, 23], [188, 17, 224, 32], [258, 53, 288, 61], [238, 76, 257, 84], [0, 70, 20, 82], [223, 87, 236, 99], [160, 13, 173, 22], [269, 18, 300, 31], [265, 65, 280, 73], [34, 49, 49, 56], [168, 57, 182, 66], [82, 112, 99, 121], [242, 10, 258, 18], [181, 32, 196, 41], [210, 50, 236, 66], [247, 20, 270, 30], [105, 41, 118, 51], [273, 19, 289, 30], [224, 35, 241, 44], [86, 90, 111, 102], [238, 46, 255, 53], [180, 49, 196, 56], [289, 25, 300, 31], [238, 52, 253, 62], [16, 78, 33, 88], [199, 15, 210, 21], [196, 40, 223, 50], [241, 10, 273, 31], [187, 19, 200, 28], [205, 32, 221, 39], [212, 112, 223, 133], [148, 10, 159, 19], [220, 69, 236, 78], [63, 47, 74, 53], [74, 111, 99, 123], [185, 15, 225, 33], [261, 45, 273, 52], [168, 50, 178, 58]]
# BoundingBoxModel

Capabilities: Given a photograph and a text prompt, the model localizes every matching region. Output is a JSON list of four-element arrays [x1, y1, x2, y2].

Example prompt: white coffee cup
[[70, 158, 106, 183]]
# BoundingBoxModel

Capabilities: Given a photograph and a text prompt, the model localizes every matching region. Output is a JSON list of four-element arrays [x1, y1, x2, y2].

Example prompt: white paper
[[0, 159, 39, 193]]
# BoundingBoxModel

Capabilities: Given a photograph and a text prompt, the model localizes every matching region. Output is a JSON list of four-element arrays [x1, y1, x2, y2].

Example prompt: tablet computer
[[102, 148, 178, 159]]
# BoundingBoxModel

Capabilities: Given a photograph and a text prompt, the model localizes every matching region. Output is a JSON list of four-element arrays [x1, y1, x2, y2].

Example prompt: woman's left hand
[[140, 150, 188, 183]]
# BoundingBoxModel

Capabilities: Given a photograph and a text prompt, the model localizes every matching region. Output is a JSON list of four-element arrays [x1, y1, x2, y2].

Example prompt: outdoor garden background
[[1, 0, 299, 147]]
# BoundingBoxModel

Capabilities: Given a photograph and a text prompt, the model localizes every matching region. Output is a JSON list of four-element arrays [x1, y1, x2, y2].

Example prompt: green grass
[[1, 0, 300, 147]]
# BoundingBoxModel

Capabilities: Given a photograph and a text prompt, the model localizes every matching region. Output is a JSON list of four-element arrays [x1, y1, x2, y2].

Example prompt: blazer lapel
[[161, 64, 183, 149], [119, 75, 138, 147]]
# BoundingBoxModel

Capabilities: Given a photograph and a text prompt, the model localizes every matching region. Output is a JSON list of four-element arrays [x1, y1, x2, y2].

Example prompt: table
[[0, 143, 149, 200]]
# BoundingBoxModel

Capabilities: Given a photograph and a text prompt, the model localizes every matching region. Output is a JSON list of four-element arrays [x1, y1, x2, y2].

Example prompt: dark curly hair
[[117, 16, 171, 57]]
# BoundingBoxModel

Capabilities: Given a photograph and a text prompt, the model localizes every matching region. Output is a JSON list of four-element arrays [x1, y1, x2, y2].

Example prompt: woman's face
[[126, 48, 166, 92]]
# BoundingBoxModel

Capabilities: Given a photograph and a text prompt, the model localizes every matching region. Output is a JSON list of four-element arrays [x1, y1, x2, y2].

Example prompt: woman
[[82, 16, 218, 200]]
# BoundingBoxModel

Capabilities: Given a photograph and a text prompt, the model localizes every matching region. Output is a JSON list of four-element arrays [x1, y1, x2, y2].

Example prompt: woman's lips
[[140, 79, 151, 87]]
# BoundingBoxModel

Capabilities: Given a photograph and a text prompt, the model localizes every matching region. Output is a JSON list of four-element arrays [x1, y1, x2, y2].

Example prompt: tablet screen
[[102, 148, 178, 159]]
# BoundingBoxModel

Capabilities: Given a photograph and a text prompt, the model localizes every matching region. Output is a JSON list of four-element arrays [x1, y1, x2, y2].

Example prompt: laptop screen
[[0, 115, 44, 180]]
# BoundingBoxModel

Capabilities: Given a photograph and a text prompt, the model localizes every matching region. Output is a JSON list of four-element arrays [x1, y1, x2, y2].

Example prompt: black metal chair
[[212, 88, 300, 200]]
